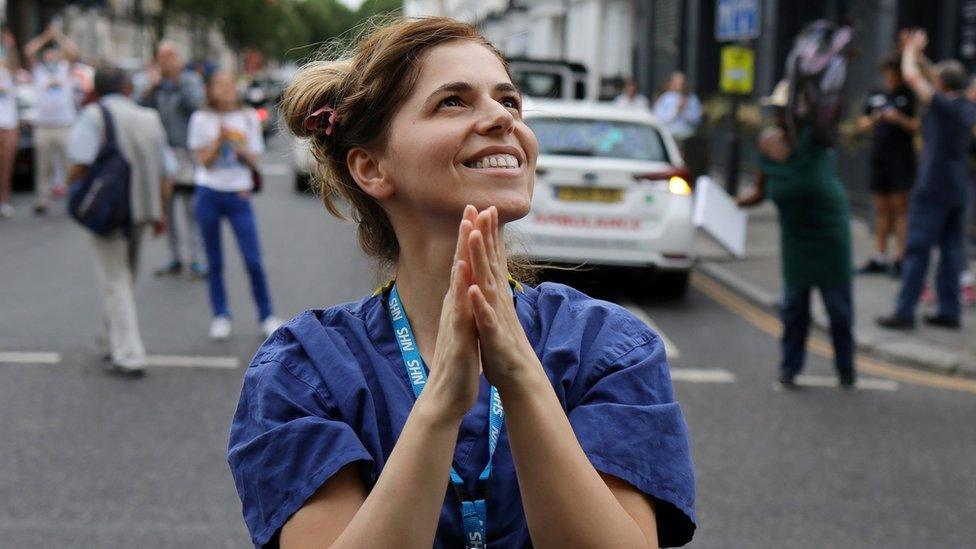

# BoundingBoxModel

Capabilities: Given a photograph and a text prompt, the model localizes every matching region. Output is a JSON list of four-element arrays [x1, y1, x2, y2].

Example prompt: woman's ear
[[347, 147, 394, 200]]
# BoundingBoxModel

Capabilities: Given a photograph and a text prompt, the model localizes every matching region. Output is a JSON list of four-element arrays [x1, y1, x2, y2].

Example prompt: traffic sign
[[716, 0, 761, 42], [720, 45, 754, 94]]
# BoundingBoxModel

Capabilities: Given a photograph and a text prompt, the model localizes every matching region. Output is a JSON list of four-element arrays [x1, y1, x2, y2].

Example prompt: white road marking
[[0, 351, 62, 364], [259, 163, 291, 176], [669, 368, 736, 383], [145, 355, 240, 369], [619, 300, 681, 359], [782, 375, 899, 391]]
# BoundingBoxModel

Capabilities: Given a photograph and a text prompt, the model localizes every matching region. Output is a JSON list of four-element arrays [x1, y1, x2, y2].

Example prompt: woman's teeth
[[465, 153, 519, 169]]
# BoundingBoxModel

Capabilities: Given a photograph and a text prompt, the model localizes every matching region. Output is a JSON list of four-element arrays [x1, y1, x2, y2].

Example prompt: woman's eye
[[501, 96, 521, 110], [439, 96, 462, 108]]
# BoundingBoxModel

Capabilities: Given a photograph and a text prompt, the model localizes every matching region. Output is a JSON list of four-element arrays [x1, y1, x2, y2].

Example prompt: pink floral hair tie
[[305, 105, 339, 136]]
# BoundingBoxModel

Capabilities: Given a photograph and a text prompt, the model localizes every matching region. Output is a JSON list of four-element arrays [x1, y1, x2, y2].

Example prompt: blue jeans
[[781, 283, 855, 382], [194, 186, 273, 322], [894, 202, 966, 321]]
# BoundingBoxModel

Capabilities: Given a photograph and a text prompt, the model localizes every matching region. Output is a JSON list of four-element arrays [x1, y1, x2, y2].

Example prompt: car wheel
[[294, 172, 314, 194], [656, 270, 690, 298]]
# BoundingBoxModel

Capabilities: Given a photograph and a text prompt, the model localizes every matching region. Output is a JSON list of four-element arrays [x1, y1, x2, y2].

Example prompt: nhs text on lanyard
[[387, 284, 505, 549]]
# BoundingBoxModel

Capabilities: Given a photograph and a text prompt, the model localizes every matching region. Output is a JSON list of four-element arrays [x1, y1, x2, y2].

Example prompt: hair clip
[[305, 105, 339, 136]]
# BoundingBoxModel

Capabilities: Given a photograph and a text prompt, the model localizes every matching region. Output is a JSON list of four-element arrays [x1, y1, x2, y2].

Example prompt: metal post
[[725, 94, 741, 196]]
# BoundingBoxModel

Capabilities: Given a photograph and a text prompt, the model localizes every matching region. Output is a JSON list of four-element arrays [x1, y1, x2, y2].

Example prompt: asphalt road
[[1, 134, 974, 548]]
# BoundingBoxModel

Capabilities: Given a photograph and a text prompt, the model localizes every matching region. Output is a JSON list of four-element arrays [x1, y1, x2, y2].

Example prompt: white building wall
[[404, 0, 638, 99]]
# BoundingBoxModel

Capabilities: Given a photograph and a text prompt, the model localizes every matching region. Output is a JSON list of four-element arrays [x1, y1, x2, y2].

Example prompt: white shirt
[[188, 108, 265, 192], [652, 91, 702, 140], [613, 93, 651, 111], [32, 61, 77, 127], [0, 66, 18, 129]]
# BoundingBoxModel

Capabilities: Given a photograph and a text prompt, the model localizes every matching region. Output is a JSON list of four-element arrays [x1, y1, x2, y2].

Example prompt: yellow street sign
[[720, 45, 754, 94]]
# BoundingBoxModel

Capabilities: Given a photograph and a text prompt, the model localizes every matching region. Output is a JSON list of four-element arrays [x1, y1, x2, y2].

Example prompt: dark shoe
[[923, 315, 961, 329], [838, 374, 856, 390], [888, 260, 903, 278], [857, 259, 889, 274], [154, 260, 182, 277], [876, 315, 915, 329], [778, 373, 799, 390], [107, 364, 146, 378], [33, 203, 48, 215]]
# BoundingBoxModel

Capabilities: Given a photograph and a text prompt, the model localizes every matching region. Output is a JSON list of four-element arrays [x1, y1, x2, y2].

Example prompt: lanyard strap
[[386, 283, 507, 548]]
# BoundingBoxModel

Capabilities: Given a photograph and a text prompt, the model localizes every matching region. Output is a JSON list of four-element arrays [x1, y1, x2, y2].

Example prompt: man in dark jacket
[[878, 31, 975, 330]]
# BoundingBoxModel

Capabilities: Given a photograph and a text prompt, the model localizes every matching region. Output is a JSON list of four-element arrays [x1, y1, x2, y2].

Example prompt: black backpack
[[68, 104, 132, 236]]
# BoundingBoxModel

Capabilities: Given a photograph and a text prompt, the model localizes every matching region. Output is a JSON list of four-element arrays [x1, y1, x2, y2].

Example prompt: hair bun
[[281, 59, 352, 139]]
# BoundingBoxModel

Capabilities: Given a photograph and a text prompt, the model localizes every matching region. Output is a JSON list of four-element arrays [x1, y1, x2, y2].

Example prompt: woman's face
[[379, 40, 538, 224], [209, 71, 238, 109]]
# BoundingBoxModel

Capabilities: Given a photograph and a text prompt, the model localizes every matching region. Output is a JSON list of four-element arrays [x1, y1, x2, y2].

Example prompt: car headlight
[[668, 176, 692, 196]]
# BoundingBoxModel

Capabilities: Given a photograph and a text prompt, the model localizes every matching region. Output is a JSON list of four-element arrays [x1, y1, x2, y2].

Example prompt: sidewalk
[[695, 195, 976, 378]]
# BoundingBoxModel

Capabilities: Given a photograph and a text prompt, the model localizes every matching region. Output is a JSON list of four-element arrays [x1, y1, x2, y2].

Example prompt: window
[[527, 117, 669, 162]]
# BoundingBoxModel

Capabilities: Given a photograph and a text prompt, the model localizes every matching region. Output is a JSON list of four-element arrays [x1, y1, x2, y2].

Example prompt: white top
[[32, 61, 76, 127], [188, 108, 265, 192], [613, 93, 651, 111], [0, 66, 18, 129]]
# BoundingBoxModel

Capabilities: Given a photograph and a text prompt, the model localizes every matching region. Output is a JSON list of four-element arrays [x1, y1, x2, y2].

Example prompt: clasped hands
[[424, 205, 541, 420]]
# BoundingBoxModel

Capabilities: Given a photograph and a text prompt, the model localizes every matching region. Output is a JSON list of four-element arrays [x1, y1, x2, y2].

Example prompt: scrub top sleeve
[[567, 325, 696, 547], [228, 355, 373, 548]]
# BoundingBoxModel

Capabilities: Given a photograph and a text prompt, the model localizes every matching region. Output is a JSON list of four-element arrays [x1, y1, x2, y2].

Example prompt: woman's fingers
[[467, 284, 498, 337], [468, 229, 494, 293], [486, 206, 507, 281], [452, 259, 472, 315]]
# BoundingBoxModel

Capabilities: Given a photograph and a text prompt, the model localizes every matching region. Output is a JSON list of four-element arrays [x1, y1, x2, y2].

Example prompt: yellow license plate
[[555, 186, 624, 203]]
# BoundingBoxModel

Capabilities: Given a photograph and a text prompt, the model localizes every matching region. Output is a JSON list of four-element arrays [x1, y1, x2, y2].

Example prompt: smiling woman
[[230, 16, 696, 549]]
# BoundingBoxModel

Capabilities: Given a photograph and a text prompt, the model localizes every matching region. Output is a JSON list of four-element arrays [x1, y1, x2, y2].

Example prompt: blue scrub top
[[228, 282, 696, 547]]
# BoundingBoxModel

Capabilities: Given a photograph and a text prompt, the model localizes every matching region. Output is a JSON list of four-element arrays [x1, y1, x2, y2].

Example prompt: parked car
[[509, 99, 696, 296], [242, 76, 284, 138], [507, 57, 587, 100], [292, 136, 315, 194]]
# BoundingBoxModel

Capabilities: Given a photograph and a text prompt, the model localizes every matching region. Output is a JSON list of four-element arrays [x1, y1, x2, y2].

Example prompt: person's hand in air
[[422, 205, 483, 420], [465, 206, 541, 392]]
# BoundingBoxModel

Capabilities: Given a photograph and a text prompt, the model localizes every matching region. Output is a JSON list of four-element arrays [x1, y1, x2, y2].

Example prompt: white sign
[[693, 176, 747, 258], [716, 0, 761, 42]]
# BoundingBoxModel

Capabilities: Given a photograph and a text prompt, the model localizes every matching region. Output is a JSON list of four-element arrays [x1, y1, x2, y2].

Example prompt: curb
[[697, 261, 976, 379]]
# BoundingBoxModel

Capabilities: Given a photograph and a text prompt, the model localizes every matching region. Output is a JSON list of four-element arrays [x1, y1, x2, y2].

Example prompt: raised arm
[[902, 31, 933, 105], [465, 208, 660, 548], [737, 169, 767, 207], [23, 28, 52, 68], [282, 208, 486, 548], [3, 32, 21, 72], [282, 394, 463, 548]]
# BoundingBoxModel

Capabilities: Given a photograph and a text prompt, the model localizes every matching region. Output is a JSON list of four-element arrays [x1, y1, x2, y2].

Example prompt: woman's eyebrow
[[425, 82, 521, 103]]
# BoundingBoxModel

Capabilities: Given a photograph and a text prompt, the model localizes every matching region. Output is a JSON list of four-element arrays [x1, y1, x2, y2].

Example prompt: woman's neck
[[393, 224, 458, 367]]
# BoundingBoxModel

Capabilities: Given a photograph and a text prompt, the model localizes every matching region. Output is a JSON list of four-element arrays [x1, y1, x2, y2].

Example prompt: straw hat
[[760, 80, 790, 107]]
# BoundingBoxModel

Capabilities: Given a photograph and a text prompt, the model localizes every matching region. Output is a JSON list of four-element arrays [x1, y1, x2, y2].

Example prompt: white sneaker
[[261, 315, 282, 337], [209, 316, 232, 340], [0, 203, 14, 218]]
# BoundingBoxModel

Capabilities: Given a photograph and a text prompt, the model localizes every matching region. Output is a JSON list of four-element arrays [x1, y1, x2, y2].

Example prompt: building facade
[[406, 0, 976, 238]]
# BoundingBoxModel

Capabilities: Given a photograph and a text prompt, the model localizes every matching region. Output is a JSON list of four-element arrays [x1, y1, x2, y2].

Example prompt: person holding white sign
[[737, 80, 855, 390]]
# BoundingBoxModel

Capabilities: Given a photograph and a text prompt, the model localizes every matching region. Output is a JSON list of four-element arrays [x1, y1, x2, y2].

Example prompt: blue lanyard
[[386, 283, 506, 549]]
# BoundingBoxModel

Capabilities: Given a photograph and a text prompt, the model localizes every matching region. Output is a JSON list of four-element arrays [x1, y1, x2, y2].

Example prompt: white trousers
[[89, 226, 147, 368], [34, 125, 71, 205]]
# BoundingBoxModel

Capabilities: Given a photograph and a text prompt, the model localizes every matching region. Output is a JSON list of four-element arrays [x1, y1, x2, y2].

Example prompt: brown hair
[[281, 17, 509, 273], [205, 69, 241, 111]]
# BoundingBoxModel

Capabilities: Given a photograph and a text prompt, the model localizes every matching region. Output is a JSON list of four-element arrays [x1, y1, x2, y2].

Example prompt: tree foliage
[[160, 0, 404, 60]]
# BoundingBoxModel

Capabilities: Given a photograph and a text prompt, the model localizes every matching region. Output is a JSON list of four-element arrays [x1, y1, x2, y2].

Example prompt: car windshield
[[527, 117, 668, 162]]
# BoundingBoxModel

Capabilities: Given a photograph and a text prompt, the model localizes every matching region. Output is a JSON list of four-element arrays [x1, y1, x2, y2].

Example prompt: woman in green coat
[[738, 81, 856, 389]]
